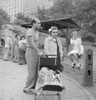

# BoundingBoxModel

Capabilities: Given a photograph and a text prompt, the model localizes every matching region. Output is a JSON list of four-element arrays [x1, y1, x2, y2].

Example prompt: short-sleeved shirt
[[26, 29, 39, 48], [19, 39, 26, 51], [5, 37, 12, 48]]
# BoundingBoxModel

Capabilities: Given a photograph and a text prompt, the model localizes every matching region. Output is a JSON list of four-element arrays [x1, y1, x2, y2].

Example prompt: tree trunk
[[0, 30, 2, 52], [66, 39, 69, 52], [66, 27, 70, 52]]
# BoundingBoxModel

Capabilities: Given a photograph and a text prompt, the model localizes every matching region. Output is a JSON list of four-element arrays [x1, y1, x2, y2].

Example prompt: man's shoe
[[4, 59, 8, 61], [72, 63, 76, 71], [19, 63, 23, 65], [23, 88, 34, 95], [31, 86, 35, 89], [72, 63, 76, 68], [77, 64, 81, 71]]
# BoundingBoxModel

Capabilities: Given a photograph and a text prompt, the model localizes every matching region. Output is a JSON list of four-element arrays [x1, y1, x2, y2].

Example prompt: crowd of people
[[2, 17, 84, 94], [3, 34, 27, 65]]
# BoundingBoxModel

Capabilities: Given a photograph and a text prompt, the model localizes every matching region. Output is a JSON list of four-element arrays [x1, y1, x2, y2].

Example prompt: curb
[[0, 52, 4, 59], [62, 73, 95, 100]]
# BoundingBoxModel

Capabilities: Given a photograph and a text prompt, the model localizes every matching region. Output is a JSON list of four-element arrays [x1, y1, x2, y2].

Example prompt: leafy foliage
[[14, 13, 32, 25], [36, 6, 50, 21], [47, 0, 96, 42], [0, 9, 10, 29], [73, 0, 96, 23], [47, 0, 74, 18]]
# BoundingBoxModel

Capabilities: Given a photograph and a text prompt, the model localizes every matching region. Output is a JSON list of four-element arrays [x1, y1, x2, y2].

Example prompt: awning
[[21, 18, 79, 31]]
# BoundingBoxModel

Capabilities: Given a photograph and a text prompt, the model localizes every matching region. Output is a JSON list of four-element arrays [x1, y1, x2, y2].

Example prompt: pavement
[[63, 45, 96, 99], [0, 59, 95, 100]]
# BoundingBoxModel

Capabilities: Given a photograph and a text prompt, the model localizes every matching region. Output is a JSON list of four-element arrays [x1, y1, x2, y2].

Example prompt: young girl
[[68, 31, 84, 70]]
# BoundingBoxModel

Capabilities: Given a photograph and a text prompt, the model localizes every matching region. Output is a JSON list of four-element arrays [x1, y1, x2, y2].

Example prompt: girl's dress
[[68, 37, 84, 56]]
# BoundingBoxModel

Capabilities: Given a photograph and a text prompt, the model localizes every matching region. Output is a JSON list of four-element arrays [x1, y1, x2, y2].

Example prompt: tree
[[36, 6, 50, 21], [14, 13, 32, 25], [72, 0, 96, 24], [0, 9, 10, 29], [15, 13, 25, 20], [72, 0, 96, 42], [47, 0, 75, 19], [47, 0, 96, 43], [14, 19, 26, 25], [47, 0, 96, 24], [0, 9, 10, 47]]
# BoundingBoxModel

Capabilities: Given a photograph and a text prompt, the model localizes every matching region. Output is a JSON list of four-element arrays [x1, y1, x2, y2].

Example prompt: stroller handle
[[40, 54, 57, 58]]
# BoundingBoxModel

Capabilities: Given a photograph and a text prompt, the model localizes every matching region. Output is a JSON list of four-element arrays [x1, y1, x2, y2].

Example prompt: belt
[[27, 46, 32, 48], [27, 46, 39, 48]]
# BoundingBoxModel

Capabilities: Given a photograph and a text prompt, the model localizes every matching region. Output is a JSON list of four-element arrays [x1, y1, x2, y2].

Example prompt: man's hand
[[0, 45, 2, 47], [38, 51, 44, 56]]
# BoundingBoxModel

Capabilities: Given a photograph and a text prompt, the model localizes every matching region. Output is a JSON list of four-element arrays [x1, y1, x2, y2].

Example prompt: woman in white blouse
[[68, 31, 84, 70], [44, 26, 63, 71]]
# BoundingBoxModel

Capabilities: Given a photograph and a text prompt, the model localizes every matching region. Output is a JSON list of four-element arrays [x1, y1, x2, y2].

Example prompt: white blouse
[[44, 36, 63, 58]]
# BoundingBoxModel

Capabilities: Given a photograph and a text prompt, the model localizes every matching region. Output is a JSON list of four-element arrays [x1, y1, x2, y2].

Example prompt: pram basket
[[34, 55, 65, 100]]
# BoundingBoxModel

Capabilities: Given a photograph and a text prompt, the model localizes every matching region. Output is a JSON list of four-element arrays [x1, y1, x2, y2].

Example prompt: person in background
[[22, 36, 27, 64], [23, 18, 43, 94], [1, 38, 5, 49], [44, 26, 63, 72], [68, 31, 84, 70], [13, 34, 20, 63], [18, 36, 26, 65], [4, 35, 13, 61]]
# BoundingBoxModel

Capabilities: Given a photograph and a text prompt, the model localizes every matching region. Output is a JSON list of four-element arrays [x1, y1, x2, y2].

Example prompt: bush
[[82, 36, 95, 42], [80, 28, 95, 42]]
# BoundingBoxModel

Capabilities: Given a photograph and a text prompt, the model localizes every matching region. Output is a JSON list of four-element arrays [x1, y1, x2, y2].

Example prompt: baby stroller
[[34, 55, 65, 100]]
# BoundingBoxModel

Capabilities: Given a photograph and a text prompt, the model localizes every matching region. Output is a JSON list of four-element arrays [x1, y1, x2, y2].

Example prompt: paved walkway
[[0, 60, 95, 100]]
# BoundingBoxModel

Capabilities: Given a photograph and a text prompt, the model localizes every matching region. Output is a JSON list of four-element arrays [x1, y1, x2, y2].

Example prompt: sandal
[[77, 64, 81, 71], [72, 63, 76, 68], [23, 88, 34, 94], [72, 63, 76, 71]]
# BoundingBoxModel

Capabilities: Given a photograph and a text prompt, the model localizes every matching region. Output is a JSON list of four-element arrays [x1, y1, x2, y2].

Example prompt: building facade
[[0, 0, 7, 11], [0, 0, 36, 21], [0, 0, 52, 21], [0, 0, 3, 8], [0, 0, 24, 21], [7, 0, 24, 21]]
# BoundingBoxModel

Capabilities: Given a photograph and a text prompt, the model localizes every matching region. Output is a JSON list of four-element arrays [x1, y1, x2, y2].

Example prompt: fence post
[[82, 49, 93, 86]]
